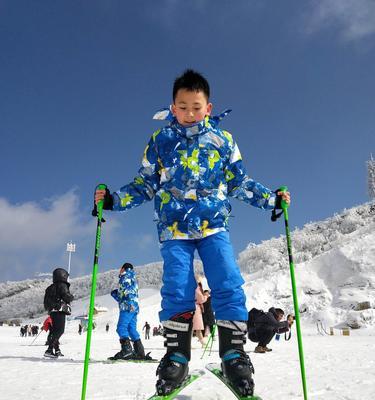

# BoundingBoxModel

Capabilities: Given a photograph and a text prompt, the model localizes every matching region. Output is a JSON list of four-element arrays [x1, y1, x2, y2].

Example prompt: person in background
[[143, 321, 151, 340], [202, 289, 215, 337], [247, 307, 294, 353], [192, 281, 207, 347], [110, 262, 149, 360], [43, 268, 74, 358]]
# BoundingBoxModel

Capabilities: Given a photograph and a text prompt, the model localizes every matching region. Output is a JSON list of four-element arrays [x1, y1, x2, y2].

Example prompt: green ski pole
[[200, 324, 216, 359], [81, 183, 107, 400], [279, 186, 308, 400]]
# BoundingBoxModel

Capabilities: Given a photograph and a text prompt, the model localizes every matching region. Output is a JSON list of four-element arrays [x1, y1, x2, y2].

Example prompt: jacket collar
[[153, 107, 232, 138]]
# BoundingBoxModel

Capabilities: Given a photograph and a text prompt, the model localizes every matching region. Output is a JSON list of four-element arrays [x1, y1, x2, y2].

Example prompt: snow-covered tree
[[367, 155, 375, 200]]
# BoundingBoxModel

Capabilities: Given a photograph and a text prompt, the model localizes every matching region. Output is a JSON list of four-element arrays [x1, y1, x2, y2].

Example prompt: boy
[[109, 262, 148, 360], [95, 69, 290, 396], [43, 268, 74, 358]]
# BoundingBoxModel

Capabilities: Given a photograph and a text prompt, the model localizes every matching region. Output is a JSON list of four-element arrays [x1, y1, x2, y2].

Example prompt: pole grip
[[95, 183, 107, 219], [278, 185, 289, 210]]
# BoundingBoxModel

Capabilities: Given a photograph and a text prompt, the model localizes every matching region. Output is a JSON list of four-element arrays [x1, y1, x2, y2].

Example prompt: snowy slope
[[240, 203, 375, 329], [1, 288, 375, 400]]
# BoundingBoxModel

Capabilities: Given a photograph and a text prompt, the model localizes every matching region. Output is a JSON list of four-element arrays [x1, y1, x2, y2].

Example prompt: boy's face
[[172, 89, 212, 126]]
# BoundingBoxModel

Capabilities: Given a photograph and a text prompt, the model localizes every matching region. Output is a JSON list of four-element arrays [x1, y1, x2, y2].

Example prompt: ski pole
[[81, 183, 107, 400], [29, 329, 43, 346], [208, 324, 216, 356], [279, 186, 308, 400], [200, 324, 216, 359]]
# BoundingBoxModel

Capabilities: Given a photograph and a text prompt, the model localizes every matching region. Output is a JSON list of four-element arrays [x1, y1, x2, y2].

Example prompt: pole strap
[[271, 209, 284, 222]]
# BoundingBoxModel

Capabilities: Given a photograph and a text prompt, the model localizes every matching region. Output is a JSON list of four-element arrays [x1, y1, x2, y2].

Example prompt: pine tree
[[367, 155, 375, 200]]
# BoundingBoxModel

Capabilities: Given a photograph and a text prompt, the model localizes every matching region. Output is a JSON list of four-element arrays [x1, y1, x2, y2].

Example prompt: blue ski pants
[[159, 231, 248, 322], [116, 310, 140, 341]]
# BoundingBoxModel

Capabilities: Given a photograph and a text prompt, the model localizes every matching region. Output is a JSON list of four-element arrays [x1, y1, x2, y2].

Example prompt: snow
[[1, 202, 375, 398], [1, 288, 375, 400]]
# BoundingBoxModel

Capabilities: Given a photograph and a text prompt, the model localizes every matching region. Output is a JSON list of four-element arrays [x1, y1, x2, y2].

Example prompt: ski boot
[[133, 339, 145, 358], [110, 338, 134, 360], [156, 311, 194, 396], [217, 320, 255, 397], [54, 349, 64, 357], [53, 340, 64, 357], [44, 347, 57, 359]]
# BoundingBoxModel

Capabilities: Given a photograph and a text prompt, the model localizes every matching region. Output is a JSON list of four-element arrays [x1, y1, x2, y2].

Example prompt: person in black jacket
[[248, 307, 294, 353], [202, 290, 215, 337], [44, 268, 74, 358]]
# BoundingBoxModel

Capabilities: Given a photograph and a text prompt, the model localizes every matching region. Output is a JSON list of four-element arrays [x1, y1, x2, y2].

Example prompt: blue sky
[[1, 0, 374, 282]]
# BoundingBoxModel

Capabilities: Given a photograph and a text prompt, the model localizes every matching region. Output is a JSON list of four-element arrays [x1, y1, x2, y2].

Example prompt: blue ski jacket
[[112, 109, 276, 242], [111, 269, 139, 313]]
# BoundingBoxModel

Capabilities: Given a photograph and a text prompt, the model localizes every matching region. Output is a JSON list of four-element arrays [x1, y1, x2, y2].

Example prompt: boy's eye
[[179, 107, 186, 110]]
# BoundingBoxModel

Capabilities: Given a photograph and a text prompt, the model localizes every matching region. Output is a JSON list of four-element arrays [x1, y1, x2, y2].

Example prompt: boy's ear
[[171, 103, 176, 116], [206, 102, 213, 116]]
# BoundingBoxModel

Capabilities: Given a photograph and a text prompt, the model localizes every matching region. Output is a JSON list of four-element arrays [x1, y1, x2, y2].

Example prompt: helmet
[[122, 262, 133, 270], [53, 268, 69, 283]]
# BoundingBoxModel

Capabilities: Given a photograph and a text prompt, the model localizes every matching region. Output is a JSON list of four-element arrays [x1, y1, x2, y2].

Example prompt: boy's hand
[[95, 189, 107, 205], [92, 187, 113, 219], [287, 314, 295, 326], [275, 189, 291, 209], [277, 191, 291, 206]]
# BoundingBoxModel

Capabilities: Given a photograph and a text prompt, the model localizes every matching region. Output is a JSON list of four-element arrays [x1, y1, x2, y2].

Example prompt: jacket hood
[[153, 107, 232, 138], [53, 268, 69, 283]]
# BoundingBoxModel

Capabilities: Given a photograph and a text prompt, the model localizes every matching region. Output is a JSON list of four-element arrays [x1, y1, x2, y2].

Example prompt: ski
[[206, 363, 262, 400], [95, 357, 159, 364], [147, 370, 205, 400]]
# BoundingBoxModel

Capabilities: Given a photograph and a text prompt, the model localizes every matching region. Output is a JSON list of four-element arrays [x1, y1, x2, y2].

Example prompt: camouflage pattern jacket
[[111, 269, 139, 313], [112, 109, 276, 242]]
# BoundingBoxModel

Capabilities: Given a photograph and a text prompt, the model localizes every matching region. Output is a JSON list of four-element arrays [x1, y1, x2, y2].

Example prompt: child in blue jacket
[[109, 262, 146, 360], [95, 69, 290, 396]]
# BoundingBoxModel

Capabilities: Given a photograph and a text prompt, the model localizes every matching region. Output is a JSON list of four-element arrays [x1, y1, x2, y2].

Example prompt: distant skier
[[109, 262, 149, 360], [106, 323, 110, 333], [94, 69, 290, 396], [43, 268, 74, 358], [247, 307, 294, 353], [143, 321, 151, 340]]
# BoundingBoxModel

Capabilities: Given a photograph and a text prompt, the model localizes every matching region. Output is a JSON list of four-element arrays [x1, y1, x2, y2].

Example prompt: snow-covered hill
[[1, 202, 374, 329], [239, 202, 375, 329]]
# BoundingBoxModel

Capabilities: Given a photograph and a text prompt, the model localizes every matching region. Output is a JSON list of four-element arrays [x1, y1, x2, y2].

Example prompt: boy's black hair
[[173, 69, 210, 101], [122, 262, 133, 270]]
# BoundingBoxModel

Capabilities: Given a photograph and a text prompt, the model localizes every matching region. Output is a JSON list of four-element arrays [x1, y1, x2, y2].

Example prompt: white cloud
[[305, 0, 375, 41], [0, 191, 120, 281]]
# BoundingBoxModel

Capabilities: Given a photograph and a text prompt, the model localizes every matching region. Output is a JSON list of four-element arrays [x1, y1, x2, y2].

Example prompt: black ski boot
[[44, 346, 57, 358], [53, 340, 64, 357], [156, 311, 194, 396], [110, 338, 134, 360], [217, 320, 255, 397], [133, 338, 155, 360]]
